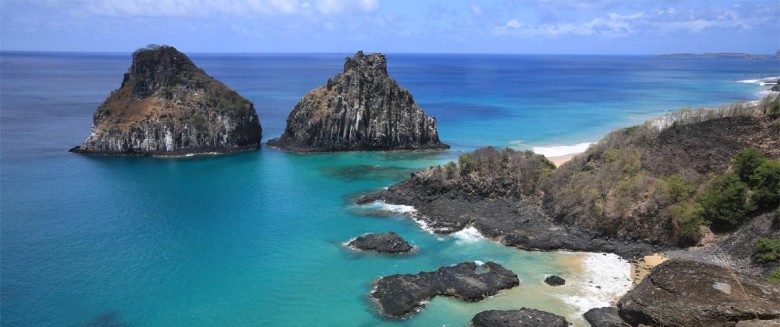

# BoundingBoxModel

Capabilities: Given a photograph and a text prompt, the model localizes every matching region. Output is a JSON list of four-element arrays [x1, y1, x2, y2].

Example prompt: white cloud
[[495, 12, 642, 38], [79, 0, 379, 18]]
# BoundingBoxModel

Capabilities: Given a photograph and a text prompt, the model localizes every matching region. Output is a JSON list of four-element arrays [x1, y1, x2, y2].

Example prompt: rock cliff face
[[70, 45, 262, 156], [267, 51, 448, 152], [617, 260, 780, 327]]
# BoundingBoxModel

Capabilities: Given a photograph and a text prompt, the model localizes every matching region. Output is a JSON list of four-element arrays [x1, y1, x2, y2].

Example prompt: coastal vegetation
[[544, 97, 780, 245], [753, 237, 780, 264], [364, 95, 780, 253]]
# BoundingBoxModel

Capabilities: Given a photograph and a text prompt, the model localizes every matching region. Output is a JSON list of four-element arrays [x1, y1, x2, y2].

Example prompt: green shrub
[[752, 237, 780, 264], [751, 160, 780, 211], [697, 172, 752, 227], [767, 269, 780, 284], [733, 147, 767, 185], [662, 175, 693, 204], [667, 202, 705, 242]]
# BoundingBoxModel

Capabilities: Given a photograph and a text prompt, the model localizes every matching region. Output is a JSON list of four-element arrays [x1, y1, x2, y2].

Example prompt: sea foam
[[359, 200, 417, 215], [452, 226, 487, 244], [736, 76, 779, 86], [558, 253, 632, 315]]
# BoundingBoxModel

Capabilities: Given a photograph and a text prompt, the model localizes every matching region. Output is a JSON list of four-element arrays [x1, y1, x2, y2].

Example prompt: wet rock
[[369, 261, 519, 318], [583, 307, 625, 327], [71, 45, 262, 156], [617, 260, 780, 327], [268, 51, 448, 152], [544, 275, 565, 286], [346, 232, 413, 254], [468, 308, 568, 327]]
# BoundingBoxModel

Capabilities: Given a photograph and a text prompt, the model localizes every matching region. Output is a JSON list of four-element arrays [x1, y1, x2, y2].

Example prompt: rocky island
[[370, 261, 519, 318], [70, 45, 262, 156], [267, 51, 448, 152], [346, 232, 414, 254]]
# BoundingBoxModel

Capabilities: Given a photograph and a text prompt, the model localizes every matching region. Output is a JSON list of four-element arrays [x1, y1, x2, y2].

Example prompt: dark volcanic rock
[[267, 51, 448, 152], [468, 308, 568, 327], [346, 232, 413, 254], [358, 148, 656, 258], [544, 275, 565, 286], [583, 307, 625, 327], [70, 45, 262, 156], [617, 260, 780, 327], [370, 261, 519, 318]]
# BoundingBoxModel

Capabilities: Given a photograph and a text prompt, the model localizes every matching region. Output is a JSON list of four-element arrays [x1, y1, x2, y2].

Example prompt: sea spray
[[558, 253, 632, 316]]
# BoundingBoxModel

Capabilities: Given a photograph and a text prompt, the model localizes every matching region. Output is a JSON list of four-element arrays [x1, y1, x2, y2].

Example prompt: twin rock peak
[[71, 47, 448, 156]]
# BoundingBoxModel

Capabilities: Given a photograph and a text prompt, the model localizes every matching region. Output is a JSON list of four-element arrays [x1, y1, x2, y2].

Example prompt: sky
[[1, 0, 778, 54]]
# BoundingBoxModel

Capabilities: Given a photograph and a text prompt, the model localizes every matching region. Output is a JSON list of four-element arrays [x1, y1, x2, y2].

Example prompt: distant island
[[659, 52, 772, 61], [268, 51, 449, 153], [70, 45, 263, 156]]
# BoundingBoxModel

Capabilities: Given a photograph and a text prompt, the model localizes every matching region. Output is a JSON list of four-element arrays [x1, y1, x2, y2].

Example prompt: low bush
[[697, 172, 752, 227], [732, 147, 767, 185], [667, 202, 705, 243], [767, 269, 780, 284], [753, 237, 780, 264], [751, 160, 780, 211]]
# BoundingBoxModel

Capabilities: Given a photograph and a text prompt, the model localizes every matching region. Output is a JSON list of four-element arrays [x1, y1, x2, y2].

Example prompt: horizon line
[[2, 49, 777, 56]]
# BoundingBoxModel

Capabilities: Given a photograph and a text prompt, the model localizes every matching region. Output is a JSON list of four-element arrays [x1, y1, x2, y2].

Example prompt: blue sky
[[1, 0, 778, 54]]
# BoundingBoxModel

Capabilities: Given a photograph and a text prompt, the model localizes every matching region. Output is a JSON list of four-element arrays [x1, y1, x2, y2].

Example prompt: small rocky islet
[[70, 45, 262, 156], [468, 308, 569, 327], [268, 51, 449, 152], [370, 261, 520, 318], [346, 232, 414, 254]]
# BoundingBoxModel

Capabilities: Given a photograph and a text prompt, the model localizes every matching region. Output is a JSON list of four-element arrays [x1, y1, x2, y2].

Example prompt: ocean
[[1, 52, 776, 326]]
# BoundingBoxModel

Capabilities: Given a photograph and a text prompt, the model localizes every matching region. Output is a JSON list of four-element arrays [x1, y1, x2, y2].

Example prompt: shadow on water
[[80, 311, 130, 327], [321, 164, 418, 182]]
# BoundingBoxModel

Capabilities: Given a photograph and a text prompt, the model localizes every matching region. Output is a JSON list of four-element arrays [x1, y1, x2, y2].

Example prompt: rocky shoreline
[[358, 188, 660, 259], [355, 96, 780, 326]]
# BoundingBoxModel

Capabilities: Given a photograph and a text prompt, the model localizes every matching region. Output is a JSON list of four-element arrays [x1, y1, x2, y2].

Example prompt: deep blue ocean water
[[1, 52, 776, 326]]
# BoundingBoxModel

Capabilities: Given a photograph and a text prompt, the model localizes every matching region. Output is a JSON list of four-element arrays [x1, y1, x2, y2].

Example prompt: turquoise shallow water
[[1, 52, 777, 326]]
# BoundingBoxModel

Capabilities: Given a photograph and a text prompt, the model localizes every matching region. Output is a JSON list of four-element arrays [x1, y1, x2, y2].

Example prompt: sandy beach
[[549, 153, 578, 167], [630, 253, 668, 284]]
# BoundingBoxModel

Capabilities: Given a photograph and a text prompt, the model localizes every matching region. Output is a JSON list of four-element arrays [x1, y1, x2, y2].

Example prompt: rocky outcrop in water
[[583, 307, 624, 327], [346, 232, 414, 254], [468, 308, 568, 327], [544, 275, 565, 286], [617, 260, 780, 327], [267, 51, 448, 152], [369, 261, 519, 318], [70, 45, 262, 156]]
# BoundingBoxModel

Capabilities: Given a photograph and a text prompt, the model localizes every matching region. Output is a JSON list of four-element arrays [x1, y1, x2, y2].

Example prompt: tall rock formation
[[267, 51, 448, 152], [70, 45, 262, 156]]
